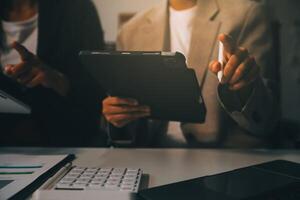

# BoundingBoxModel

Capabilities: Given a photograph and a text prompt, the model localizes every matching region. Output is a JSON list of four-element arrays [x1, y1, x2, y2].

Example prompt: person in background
[[102, 0, 278, 148], [0, 0, 106, 146]]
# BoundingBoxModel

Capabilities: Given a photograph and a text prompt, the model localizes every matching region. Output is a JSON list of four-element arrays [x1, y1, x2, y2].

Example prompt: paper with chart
[[0, 154, 70, 199]]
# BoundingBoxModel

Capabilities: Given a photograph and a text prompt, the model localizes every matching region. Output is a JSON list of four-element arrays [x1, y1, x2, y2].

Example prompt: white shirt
[[1, 14, 38, 68], [167, 6, 197, 143]]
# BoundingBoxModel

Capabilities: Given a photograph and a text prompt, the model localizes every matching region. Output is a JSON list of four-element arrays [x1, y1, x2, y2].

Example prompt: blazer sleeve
[[217, 2, 279, 138]]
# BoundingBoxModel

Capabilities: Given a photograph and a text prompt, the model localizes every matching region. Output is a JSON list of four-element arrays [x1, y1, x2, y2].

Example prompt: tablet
[[79, 51, 206, 123], [138, 160, 300, 200]]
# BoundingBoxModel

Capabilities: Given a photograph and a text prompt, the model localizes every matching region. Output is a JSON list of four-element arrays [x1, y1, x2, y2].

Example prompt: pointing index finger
[[218, 34, 236, 56]]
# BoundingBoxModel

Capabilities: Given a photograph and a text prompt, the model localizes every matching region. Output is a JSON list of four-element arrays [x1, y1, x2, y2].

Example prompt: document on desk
[[0, 154, 74, 199]]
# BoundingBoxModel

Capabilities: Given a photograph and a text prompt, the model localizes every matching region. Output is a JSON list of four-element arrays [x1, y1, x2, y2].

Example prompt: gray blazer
[[113, 0, 279, 148]]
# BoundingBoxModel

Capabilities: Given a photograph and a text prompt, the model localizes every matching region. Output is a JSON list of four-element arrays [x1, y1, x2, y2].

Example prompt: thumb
[[209, 61, 221, 75], [11, 41, 33, 61]]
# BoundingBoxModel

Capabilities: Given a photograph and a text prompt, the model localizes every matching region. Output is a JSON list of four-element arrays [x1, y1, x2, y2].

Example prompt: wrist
[[48, 69, 70, 96], [237, 79, 257, 106]]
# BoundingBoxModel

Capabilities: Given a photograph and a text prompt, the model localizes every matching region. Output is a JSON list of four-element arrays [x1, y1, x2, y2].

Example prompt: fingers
[[103, 105, 150, 115], [17, 69, 37, 85], [209, 61, 222, 75], [26, 73, 45, 88], [11, 41, 33, 61], [218, 33, 236, 56], [229, 64, 260, 91], [107, 112, 150, 128], [4, 63, 32, 79], [102, 96, 151, 128], [222, 47, 249, 83], [229, 56, 255, 85], [213, 33, 261, 91], [103, 96, 139, 107], [5, 63, 46, 88]]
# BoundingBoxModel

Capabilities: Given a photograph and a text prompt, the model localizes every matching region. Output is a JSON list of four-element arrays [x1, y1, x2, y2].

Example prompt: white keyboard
[[55, 167, 142, 193]]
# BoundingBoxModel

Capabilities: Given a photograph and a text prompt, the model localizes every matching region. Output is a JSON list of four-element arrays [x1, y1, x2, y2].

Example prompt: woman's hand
[[4, 42, 69, 96]]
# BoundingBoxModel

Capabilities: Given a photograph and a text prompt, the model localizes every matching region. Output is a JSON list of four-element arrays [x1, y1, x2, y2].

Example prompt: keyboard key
[[109, 174, 123, 179], [112, 168, 126, 175], [73, 182, 88, 187], [96, 171, 110, 175], [91, 178, 106, 182], [125, 171, 139, 176], [85, 169, 98, 173], [75, 180, 90, 185], [95, 174, 109, 178], [106, 179, 121, 185], [90, 180, 106, 185], [99, 168, 112, 173], [124, 174, 137, 179], [77, 177, 91, 181], [126, 168, 140, 172], [80, 174, 94, 178]]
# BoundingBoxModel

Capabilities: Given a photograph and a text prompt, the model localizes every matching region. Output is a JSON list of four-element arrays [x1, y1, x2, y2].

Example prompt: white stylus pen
[[217, 41, 224, 83]]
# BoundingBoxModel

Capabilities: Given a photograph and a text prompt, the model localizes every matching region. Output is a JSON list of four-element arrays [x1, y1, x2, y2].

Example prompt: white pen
[[217, 41, 224, 83]]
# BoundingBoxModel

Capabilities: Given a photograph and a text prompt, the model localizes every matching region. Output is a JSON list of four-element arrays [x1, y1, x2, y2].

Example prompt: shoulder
[[118, 3, 162, 38], [217, 0, 266, 21]]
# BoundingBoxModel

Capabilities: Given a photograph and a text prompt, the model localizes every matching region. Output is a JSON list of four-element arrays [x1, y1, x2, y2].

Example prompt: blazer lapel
[[187, 0, 221, 87], [138, 0, 169, 51]]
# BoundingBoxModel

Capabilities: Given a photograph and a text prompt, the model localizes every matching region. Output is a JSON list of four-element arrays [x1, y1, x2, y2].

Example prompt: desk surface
[[0, 148, 300, 188]]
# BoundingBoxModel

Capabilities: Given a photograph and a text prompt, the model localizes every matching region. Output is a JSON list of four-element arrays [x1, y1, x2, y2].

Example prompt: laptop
[[0, 89, 31, 114], [0, 72, 31, 114]]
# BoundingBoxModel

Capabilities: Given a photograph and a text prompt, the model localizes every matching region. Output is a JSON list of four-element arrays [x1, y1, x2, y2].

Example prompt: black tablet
[[138, 160, 300, 200], [79, 51, 206, 123]]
